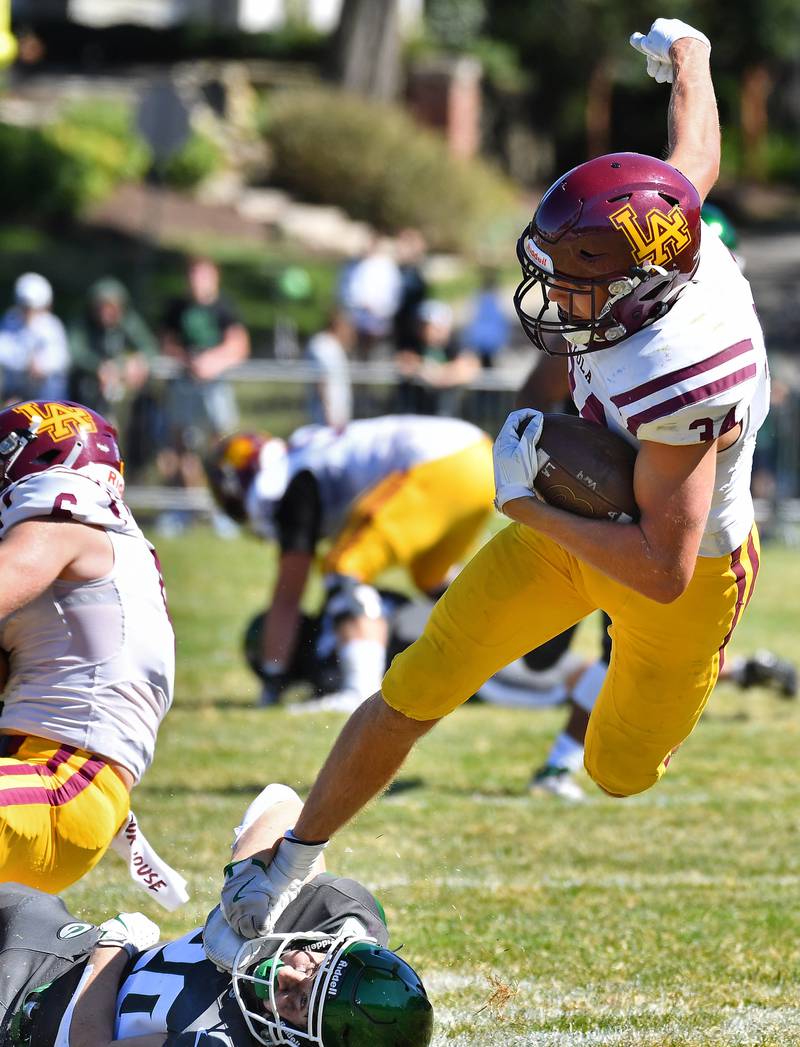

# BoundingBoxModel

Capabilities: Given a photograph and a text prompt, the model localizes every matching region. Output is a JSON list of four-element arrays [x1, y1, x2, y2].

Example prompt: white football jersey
[[0, 468, 175, 782], [568, 224, 769, 556], [246, 415, 488, 540]]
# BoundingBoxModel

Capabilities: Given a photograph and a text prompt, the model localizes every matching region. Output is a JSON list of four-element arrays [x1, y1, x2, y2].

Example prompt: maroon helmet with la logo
[[514, 152, 702, 355], [0, 400, 124, 494], [205, 432, 288, 523]]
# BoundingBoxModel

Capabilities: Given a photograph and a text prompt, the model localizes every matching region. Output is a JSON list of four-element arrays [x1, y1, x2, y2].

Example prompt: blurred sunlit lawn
[[64, 527, 800, 1046]]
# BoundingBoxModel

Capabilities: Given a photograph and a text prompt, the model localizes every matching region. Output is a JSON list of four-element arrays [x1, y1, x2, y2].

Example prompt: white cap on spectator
[[14, 272, 53, 310], [418, 299, 453, 327]]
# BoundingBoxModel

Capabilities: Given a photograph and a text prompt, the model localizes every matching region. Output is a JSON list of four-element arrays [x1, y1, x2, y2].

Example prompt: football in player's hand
[[534, 414, 639, 522]]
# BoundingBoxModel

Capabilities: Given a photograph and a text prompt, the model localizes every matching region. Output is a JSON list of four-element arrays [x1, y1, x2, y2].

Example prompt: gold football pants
[[324, 438, 495, 592], [0, 735, 130, 893], [382, 521, 759, 796]]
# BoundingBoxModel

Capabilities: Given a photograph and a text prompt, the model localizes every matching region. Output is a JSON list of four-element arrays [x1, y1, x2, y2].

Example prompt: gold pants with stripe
[[0, 736, 130, 893], [324, 438, 495, 592], [383, 522, 760, 796]]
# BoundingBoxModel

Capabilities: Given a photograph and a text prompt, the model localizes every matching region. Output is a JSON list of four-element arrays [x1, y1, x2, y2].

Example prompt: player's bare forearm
[[506, 437, 716, 602], [261, 551, 312, 668], [109, 1037, 166, 1047], [666, 39, 719, 200], [503, 497, 688, 602], [293, 694, 438, 842], [70, 946, 133, 1047]]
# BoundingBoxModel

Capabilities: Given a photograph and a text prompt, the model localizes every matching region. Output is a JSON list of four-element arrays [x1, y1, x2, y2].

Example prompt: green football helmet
[[701, 202, 738, 250], [232, 929, 433, 1047]]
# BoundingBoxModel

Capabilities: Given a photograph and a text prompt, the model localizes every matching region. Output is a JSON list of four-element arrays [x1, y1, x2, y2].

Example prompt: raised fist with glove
[[97, 912, 160, 958], [220, 831, 328, 938], [630, 18, 710, 83], [493, 408, 544, 513]]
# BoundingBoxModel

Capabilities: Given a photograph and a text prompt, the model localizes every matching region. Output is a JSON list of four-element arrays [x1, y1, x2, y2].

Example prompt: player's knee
[[583, 734, 663, 798], [584, 755, 658, 797], [325, 574, 383, 623]]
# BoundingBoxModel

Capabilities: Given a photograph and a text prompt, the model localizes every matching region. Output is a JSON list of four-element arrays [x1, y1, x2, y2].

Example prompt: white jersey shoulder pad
[[611, 333, 764, 446], [0, 468, 136, 538]]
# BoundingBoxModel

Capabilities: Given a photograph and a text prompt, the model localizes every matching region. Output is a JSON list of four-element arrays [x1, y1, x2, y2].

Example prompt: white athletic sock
[[546, 731, 585, 772], [725, 656, 746, 685], [339, 638, 387, 699], [571, 658, 607, 713]]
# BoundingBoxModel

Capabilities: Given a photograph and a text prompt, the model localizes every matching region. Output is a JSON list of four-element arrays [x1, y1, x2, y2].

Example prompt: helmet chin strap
[[62, 440, 84, 469], [564, 263, 671, 347], [0, 416, 42, 482]]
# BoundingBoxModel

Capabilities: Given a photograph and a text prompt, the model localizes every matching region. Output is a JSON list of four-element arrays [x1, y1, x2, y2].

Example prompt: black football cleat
[[740, 650, 798, 699]]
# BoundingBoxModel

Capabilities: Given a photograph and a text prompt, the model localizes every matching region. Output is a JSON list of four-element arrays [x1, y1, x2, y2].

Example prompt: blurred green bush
[[0, 123, 86, 218], [721, 128, 800, 186], [160, 130, 223, 189], [0, 99, 223, 221], [264, 88, 523, 254]]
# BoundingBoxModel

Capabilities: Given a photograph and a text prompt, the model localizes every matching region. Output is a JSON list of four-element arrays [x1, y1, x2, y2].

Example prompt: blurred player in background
[[0, 784, 432, 1047], [212, 17, 778, 936], [0, 400, 176, 896], [206, 415, 494, 712]]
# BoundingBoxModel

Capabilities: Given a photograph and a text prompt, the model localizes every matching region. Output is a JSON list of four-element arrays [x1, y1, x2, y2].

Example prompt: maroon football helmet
[[0, 400, 124, 493], [514, 152, 702, 356], [206, 432, 271, 522]]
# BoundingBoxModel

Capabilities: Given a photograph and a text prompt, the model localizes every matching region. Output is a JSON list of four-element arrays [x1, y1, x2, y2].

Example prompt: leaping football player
[[211, 18, 773, 935], [0, 400, 177, 898], [0, 784, 433, 1047]]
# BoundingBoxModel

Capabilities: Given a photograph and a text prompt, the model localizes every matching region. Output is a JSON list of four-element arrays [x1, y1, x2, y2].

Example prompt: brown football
[[533, 413, 639, 522]]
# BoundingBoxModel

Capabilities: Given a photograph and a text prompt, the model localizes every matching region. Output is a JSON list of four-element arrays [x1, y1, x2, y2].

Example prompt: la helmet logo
[[13, 402, 97, 443], [57, 921, 94, 939], [224, 434, 258, 469], [608, 203, 691, 267]]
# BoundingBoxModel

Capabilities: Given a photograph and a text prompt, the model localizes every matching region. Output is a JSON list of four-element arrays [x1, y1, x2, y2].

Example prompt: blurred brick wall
[[407, 55, 481, 159]]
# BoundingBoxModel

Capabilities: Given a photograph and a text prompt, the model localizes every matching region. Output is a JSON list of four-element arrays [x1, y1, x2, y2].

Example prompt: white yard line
[[372, 870, 800, 891]]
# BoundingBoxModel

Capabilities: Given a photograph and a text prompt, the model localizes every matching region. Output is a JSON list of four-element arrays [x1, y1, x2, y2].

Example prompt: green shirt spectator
[[68, 278, 156, 416]]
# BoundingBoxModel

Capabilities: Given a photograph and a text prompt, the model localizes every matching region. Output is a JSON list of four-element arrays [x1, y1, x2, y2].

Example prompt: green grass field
[[62, 527, 800, 1047]]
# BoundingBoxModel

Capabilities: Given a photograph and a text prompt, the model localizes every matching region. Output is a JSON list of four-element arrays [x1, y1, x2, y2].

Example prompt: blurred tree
[[485, 0, 678, 163], [697, 0, 800, 180], [327, 0, 402, 101], [426, 0, 486, 51], [487, 0, 799, 184]]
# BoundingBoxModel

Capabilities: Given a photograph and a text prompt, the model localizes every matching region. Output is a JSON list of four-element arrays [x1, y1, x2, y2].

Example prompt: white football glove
[[493, 408, 544, 512], [97, 912, 160, 958], [220, 833, 328, 938], [630, 18, 710, 84]]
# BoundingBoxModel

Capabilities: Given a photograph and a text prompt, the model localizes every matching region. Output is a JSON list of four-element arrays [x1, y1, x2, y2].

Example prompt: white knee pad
[[232, 783, 301, 851]]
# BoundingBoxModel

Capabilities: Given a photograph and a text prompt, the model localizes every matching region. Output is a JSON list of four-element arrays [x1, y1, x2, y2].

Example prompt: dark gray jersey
[[4, 875, 387, 1047]]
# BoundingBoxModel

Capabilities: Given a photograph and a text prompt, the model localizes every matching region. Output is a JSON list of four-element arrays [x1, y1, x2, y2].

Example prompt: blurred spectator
[[157, 257, 249, 532], [393, 228, 429, 353], [752, 370, 796, 503], [0, 273, 69, 402], [68, 277, 156, 417], [462, 270, 511, 368], [338, 237, 402, 358], [305, 309, 355, 429], [395, 299, 479, 416]]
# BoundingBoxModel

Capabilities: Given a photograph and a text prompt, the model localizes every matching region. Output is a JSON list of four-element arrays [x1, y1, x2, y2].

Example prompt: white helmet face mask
[[232, 928, 376, 1047]]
